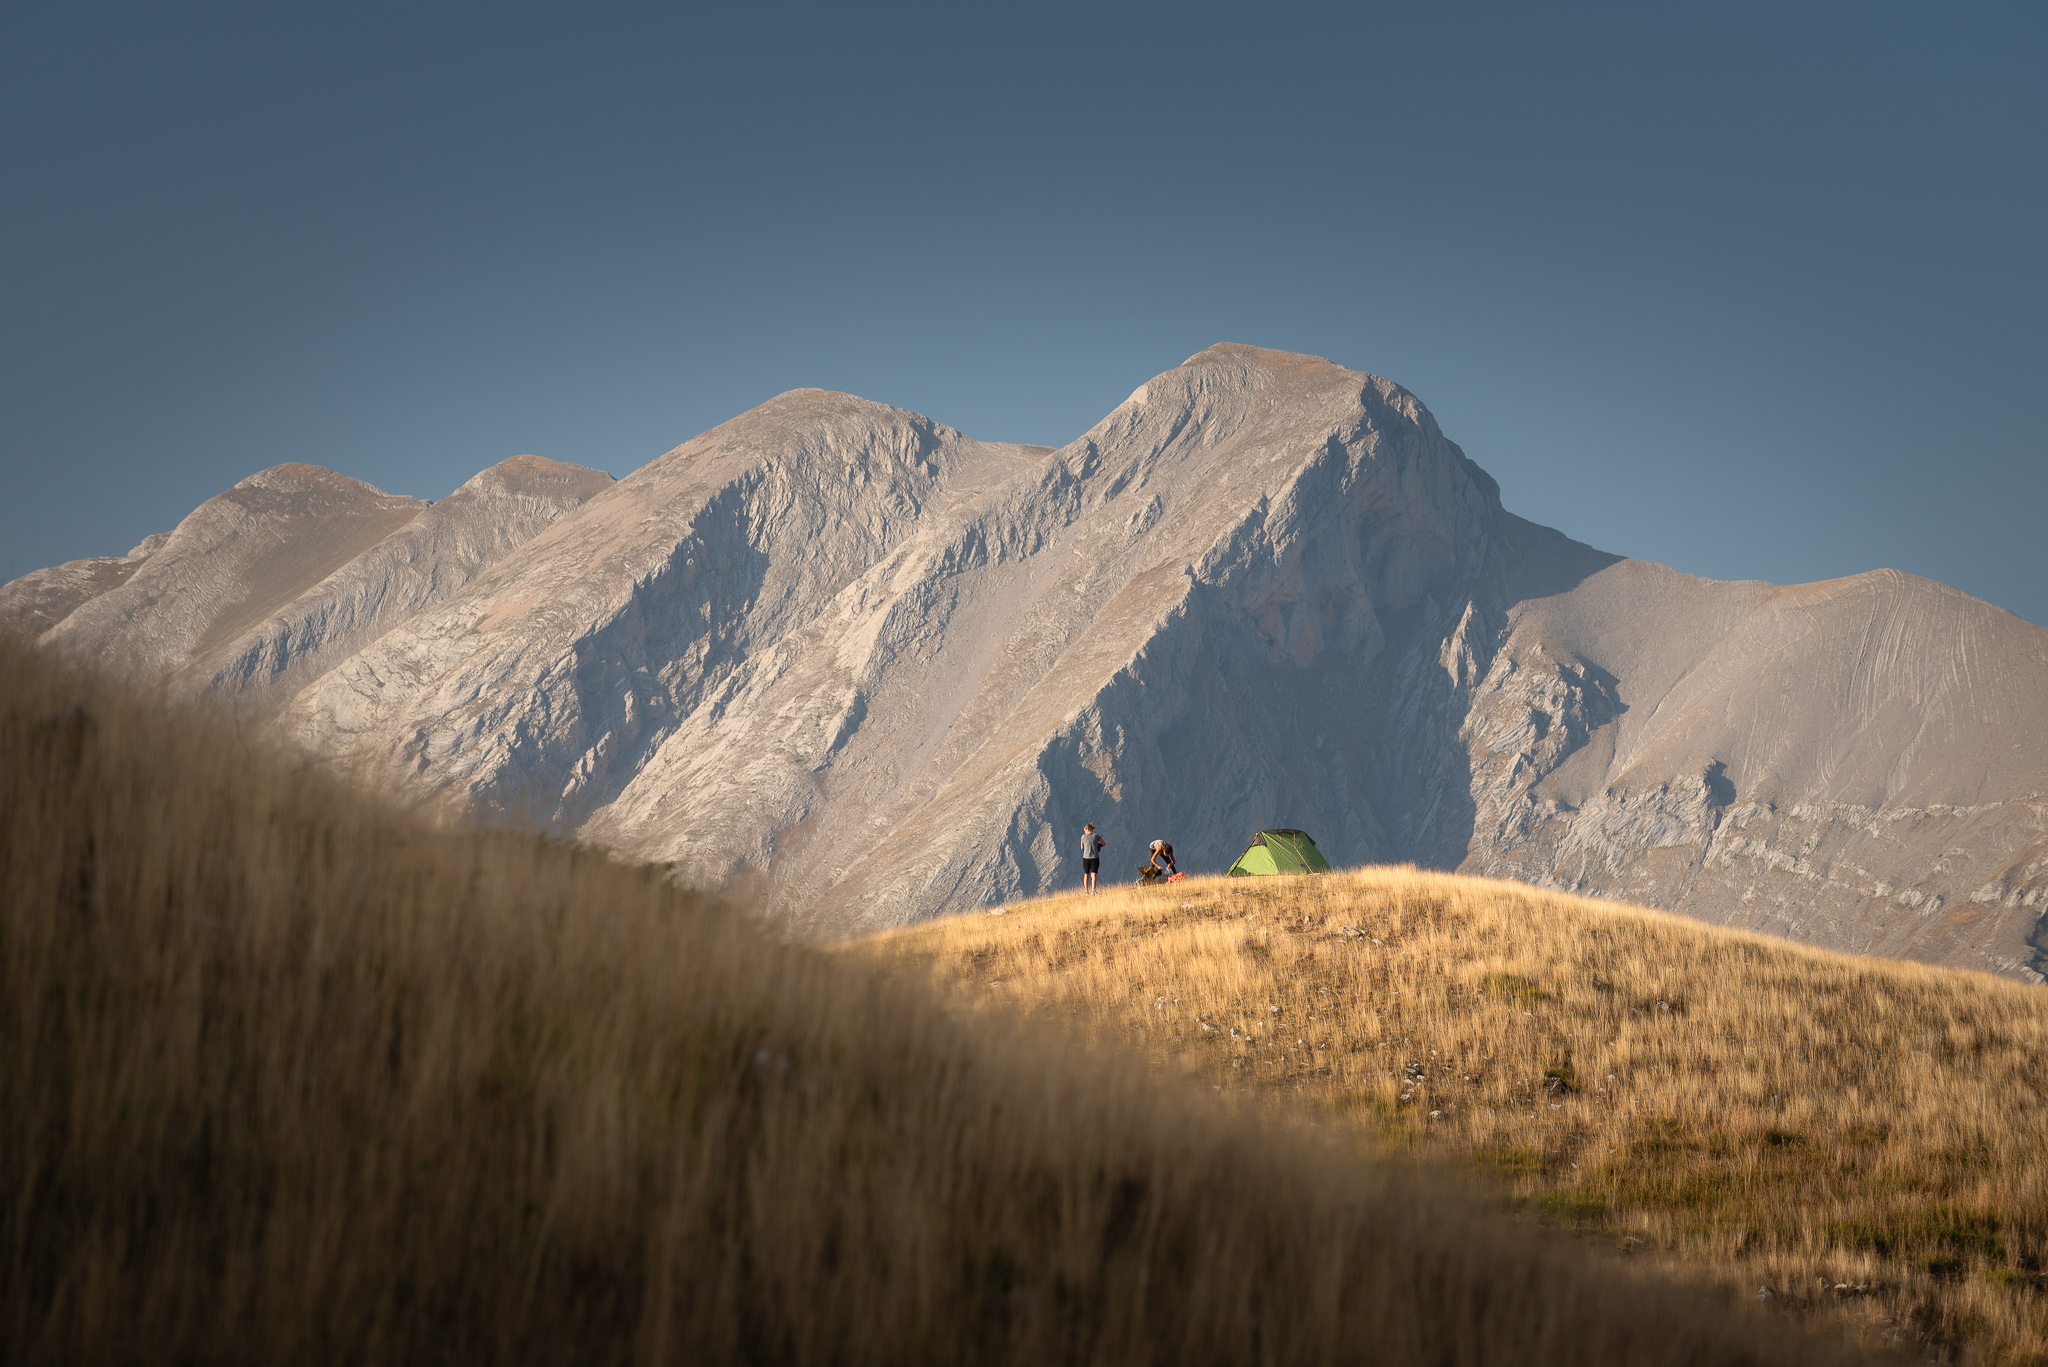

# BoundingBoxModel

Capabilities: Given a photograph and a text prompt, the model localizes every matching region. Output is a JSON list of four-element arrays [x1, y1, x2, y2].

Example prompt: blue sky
[[5, 2, 2044, 624]]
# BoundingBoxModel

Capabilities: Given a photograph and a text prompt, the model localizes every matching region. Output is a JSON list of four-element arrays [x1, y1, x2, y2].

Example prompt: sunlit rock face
[[10, 345, 2045, 980], [4, 456, 614, 714]]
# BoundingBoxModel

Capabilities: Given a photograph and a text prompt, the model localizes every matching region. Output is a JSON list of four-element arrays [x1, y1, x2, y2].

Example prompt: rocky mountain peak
[[7, 347, 2044, 980]]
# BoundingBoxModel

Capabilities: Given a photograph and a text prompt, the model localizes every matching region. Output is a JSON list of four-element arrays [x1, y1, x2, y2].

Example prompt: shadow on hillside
[[1492, 514, 1627, 605], [1365, 515, 1627, 871]]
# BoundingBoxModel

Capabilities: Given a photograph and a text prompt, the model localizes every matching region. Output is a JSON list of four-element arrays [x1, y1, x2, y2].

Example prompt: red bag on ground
[[1165, 871, 1187, 883]]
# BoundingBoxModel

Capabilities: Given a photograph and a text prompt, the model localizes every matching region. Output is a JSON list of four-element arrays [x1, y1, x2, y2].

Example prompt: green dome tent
[[1225, 829, 1332, 877]]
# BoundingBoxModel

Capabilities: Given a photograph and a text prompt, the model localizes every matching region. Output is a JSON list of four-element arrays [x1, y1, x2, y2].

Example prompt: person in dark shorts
[[1080, 822, 1106, 892]]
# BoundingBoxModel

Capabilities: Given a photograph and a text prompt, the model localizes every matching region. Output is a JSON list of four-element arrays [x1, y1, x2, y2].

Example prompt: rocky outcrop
[[9, 345, 2044, 980]]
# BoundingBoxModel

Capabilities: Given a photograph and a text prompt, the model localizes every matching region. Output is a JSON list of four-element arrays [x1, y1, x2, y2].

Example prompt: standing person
[[1080, 823, 1107, 893]]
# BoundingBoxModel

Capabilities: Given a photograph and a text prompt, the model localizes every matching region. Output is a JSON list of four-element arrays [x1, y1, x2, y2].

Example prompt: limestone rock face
[[194, 455, 614, 712], [12, 457, 610, 713], [10, 345, 2044, 980], [0, 546, 156, 640], [37, 464, 430, 687], [1445, 557, 2048, 980]]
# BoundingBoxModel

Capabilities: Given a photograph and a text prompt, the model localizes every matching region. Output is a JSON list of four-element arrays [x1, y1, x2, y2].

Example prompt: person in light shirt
[[1139, 839, 1177, 884], [1079, 822, 1106, 892]]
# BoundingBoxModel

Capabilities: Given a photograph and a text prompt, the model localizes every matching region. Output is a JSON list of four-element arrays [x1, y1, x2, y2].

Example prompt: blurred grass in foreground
[[865, 872, 2048, 1362], [0, 637, 1870, 1365]]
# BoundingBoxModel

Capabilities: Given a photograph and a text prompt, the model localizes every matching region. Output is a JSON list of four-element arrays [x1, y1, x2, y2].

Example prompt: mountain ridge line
[[5, 343, 2043, 980]]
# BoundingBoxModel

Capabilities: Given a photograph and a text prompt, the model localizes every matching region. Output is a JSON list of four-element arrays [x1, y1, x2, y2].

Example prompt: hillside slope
[[0, 641, 1870, 1365], [865, 871, 2048, 1363], [6, 345, 2045, 977]]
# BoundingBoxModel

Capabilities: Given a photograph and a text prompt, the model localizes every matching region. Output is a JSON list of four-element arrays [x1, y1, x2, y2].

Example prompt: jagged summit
[[7, 346, 2044, 978]]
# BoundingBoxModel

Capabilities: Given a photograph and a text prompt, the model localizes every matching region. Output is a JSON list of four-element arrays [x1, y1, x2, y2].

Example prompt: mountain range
[[7, 345, 2043, 980]]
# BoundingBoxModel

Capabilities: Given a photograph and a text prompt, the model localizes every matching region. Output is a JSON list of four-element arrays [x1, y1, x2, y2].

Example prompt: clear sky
[[5, 2, 2044, 624]]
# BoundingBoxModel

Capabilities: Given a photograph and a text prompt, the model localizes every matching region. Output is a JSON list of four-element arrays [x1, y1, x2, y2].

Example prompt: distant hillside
[[0, 641, 1863, 1365], [6, 345, 2045, 979], [866, 870, 2048, 1363]]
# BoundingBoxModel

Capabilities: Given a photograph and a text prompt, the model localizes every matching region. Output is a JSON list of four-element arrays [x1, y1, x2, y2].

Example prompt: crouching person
[[1136, 839, 1178, 885]]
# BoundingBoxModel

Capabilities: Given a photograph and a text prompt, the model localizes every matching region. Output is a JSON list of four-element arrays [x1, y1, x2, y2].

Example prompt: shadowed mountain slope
[[8, 346, 2044, 978]]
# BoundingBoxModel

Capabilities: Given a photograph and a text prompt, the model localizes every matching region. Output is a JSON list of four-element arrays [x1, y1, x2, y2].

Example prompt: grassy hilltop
[[0, 639, 1880, 1364], [864, 871, 2048, 1362]]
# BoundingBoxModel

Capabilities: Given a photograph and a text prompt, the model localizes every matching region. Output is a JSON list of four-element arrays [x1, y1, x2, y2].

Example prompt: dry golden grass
[[0, 639, 1881, 1365], [863, 871, 2048, 1364]]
